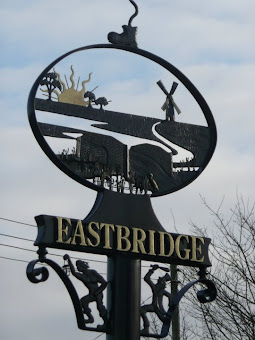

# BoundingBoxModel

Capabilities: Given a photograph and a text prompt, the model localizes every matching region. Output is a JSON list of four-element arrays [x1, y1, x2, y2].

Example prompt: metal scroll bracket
[[26, 246, 110, 334]]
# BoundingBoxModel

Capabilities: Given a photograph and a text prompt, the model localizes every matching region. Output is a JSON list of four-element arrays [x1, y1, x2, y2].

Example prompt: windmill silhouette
[[157, 80, 181, 121]]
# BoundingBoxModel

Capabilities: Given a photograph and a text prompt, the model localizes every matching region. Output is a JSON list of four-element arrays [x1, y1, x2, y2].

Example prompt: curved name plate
[[34, 214, 212, 267]]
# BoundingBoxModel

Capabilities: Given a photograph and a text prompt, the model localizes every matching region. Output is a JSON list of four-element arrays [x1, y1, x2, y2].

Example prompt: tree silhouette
[[143, 196, 255, 339], [182, 196, 255, 340], [40, 72, 61, 100]]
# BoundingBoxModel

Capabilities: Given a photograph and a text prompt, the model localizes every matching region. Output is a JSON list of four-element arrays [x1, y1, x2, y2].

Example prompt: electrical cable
[[0, 255, 29, 263], [0, 242, 107, 264], [0, 232, 33, 242], [0, 242, 36, 254], [0, 255, 107, 277], [92, 332, 104, 340], [0, 216, 35, 227]]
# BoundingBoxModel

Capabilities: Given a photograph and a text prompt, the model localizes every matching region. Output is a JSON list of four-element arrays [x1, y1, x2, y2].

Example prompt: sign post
[[26, 1, 217, 338], [107, 256, 141, 340]]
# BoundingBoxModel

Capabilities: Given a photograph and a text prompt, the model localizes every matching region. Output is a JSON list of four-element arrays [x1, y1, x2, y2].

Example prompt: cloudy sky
[[0, 1, 254, 339]]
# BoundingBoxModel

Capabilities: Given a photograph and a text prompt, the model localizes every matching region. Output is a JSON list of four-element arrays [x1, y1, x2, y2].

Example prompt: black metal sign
[[26, 1, 217, 339]]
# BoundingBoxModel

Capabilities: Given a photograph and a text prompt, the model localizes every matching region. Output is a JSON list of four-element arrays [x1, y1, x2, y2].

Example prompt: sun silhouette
[[52, 65, 93, 106]]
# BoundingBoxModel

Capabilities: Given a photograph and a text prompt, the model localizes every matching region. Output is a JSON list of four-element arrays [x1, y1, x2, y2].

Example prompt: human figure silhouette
[[63, 255, 108, 326], [140, 265, 171, 334]]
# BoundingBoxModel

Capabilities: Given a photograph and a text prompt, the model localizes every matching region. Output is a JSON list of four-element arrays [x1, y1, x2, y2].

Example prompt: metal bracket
[[26, 247, 110, 333], [140, 266, 217, 338]]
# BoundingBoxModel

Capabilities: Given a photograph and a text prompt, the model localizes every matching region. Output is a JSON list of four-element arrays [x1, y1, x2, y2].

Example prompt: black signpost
[[26, 1, 217, 339]]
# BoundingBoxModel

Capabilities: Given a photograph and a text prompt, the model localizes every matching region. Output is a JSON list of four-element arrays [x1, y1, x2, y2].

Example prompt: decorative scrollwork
[[26, 259, 49, 283], [141, 265, 217, 338], [197, 278, 217, 303], [128, 0, 139, 26]]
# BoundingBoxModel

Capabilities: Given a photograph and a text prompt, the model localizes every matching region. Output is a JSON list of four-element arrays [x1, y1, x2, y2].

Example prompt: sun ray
[[81, 72, 92, 94], [69, 65, 75, 89]]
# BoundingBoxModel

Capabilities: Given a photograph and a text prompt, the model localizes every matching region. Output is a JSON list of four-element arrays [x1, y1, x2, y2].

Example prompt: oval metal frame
[[27, 44, 217, 197]]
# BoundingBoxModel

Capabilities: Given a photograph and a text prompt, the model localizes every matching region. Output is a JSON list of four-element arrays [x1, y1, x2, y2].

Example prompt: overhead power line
[[92, 333, 104, 340], [0, 216, 36, 227], [0, 255, 107, 277], [0, 232, 33, 242], [0, 242, 36, 254], [0, 255, 29, 263], [0, 241, 107, 264]]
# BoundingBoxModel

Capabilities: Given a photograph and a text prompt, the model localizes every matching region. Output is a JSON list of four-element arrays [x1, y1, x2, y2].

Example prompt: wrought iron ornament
[[108, 0, 138, 47], [140, 265, 172, 336], [27, 249, 216, 337], [27, 248, 109, 332], [140, 265, 216, 338]]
